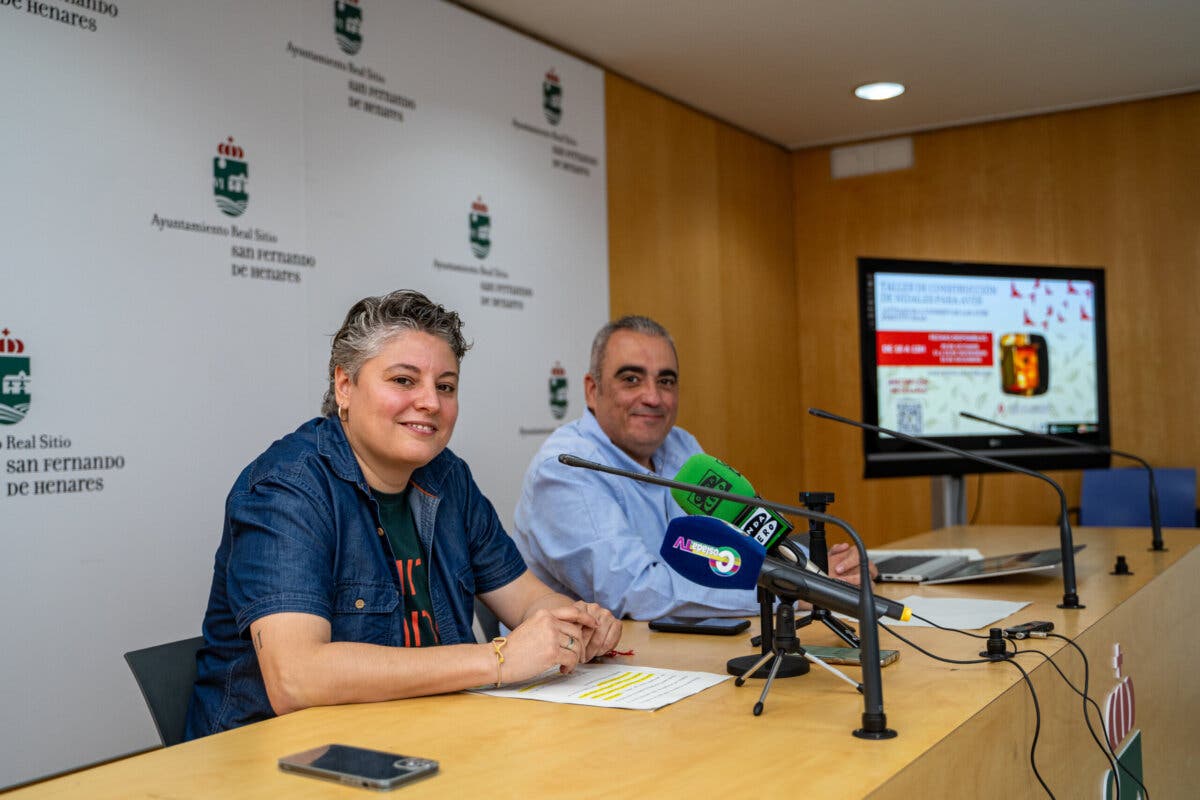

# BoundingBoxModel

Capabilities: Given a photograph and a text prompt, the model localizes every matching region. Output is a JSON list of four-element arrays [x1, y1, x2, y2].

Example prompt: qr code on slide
[[896, 401, 923, 435]]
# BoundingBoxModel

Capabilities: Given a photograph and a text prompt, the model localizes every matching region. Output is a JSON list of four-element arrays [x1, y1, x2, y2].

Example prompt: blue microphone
[[659, 516, 765, 592], [661, 517, 912, 623]]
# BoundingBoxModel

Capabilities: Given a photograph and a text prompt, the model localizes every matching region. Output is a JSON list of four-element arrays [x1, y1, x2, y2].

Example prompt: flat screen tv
[[857, 257, 1111, 478]]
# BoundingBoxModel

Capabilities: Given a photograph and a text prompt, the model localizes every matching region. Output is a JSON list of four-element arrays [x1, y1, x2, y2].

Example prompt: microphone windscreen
[[670, 454, 755, 523], [659, 516, 765, 591]]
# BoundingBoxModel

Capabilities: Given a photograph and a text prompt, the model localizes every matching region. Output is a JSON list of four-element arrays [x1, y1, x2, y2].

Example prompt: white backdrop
[[0, 0, 608, 787]]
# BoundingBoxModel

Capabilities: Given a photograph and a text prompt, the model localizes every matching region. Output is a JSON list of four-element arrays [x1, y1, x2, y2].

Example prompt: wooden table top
[[11, 525, 1195, 799]]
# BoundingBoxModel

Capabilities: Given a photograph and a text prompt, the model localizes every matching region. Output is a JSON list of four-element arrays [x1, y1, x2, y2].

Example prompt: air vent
[[830, 137, 913, 179]]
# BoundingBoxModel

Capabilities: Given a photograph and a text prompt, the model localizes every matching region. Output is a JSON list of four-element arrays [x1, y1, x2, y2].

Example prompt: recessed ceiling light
[[855, 82, 905, 101]]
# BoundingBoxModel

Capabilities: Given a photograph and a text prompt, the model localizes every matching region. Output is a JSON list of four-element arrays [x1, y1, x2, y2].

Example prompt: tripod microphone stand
[[731, 592, 866, 716], [733, 599, 805, 716], [793, 491, 861, 648], [727, 587, 809, 681]]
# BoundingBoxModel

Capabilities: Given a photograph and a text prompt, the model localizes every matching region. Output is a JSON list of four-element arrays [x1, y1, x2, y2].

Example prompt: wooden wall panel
[[606, 74, 1197, 546], [791, 94, 1200, 543], [605, 75, 802, 504]]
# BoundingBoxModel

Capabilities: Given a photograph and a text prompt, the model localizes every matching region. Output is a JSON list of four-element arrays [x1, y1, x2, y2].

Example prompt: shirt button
[[355, 599, 365, 610], [377, 527, 385, 537]]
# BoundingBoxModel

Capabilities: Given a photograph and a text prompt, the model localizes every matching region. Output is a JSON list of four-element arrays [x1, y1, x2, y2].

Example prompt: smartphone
[[802, 645, 900, 667], [279, 744, 438, 790], [648, 617, 751, 635]]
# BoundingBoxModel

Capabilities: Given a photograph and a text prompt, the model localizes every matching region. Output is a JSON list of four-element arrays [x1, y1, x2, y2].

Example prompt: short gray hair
[[321, 290, 471, 416], [588, 315, 676, 381]]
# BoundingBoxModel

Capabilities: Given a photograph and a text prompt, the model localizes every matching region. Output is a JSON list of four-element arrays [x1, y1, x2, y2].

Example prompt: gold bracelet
[[491, 636, 507, 688]]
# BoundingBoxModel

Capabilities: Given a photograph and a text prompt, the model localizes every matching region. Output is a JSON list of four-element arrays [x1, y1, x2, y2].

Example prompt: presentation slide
[[873, 273, 1099, 437]]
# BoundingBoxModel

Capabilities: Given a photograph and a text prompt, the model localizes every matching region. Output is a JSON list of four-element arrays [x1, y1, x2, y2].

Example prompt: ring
[[564, 635, 576, 651]]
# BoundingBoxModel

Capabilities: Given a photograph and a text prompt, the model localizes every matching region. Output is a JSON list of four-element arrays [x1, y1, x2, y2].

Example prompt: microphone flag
[[659, 516, 765, 591]]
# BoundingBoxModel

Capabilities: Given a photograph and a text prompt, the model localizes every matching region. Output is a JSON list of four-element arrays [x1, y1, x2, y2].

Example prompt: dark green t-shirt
[[372, 487, 440, 647]]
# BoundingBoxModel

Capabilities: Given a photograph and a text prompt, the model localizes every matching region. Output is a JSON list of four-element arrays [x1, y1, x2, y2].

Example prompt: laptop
[[872, 550, 973, 582], [873, 545, 1086, 585]]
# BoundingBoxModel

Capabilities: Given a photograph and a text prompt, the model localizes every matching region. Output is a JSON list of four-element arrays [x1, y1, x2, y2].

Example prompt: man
[[513, 315, 869, 620]]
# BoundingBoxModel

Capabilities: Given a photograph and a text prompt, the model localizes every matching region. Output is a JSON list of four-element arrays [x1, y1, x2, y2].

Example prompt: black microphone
[[558, 453, 898, 739], [807, 408, 1084, 610], [760, 557, 913, 623], [959, 411, 1165, 552], [659, 516, 912, 622]]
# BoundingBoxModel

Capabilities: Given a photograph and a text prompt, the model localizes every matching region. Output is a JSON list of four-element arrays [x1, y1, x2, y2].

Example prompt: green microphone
[[670, 454, 756, 523], [671, 454, 795, 551]]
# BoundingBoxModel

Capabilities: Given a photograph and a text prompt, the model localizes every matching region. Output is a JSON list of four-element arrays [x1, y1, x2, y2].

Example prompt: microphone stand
[[793, 492, 861, 648], [959, 411, 1166, 552], [732, 588, 811, 681], [558, 454, 897, 739], [733, 602, 806, 716], [810, 408, 1084, 610]]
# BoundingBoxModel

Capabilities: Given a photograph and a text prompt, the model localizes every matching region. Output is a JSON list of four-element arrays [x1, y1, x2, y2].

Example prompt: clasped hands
[[501, 601, 622, 683]]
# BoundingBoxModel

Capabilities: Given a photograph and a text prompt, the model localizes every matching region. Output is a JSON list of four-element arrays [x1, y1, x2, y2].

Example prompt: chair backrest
[[123, 635, 205, 747], [1079, 467, 1197, 528]]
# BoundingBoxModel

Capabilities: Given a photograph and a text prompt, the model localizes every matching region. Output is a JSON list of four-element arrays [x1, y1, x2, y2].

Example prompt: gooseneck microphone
[[959, 410, 1165, 552], [558, 453, 898, 739], [807, 408, 1084, 610]]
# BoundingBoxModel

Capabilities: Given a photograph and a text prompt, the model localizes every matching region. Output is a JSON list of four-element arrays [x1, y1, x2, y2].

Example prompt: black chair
[[123, 635, 205, 747]]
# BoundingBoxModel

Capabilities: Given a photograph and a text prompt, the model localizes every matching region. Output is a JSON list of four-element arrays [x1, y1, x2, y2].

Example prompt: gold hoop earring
[[338, 405, 349, 422]]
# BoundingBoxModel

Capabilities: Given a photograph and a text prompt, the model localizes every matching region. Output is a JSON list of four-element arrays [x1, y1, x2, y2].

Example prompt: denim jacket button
[[376, 527, 385, 537], [355, 599, 365, 609]]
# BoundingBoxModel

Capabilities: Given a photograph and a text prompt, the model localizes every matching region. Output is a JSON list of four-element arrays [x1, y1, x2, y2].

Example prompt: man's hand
[[827, 542, 878, 585]]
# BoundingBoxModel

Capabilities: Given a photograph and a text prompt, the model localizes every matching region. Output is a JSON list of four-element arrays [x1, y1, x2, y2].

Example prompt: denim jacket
[[185, 416, 526, 739]]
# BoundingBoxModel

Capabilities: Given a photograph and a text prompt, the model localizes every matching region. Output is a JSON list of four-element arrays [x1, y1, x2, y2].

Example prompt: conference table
[[11, 526, 1198, 799]]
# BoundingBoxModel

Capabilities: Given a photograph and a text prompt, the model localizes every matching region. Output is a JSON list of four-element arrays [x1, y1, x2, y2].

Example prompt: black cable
[[879, 623, 995, 666], [909, 615, 1149, 799], [1044, 633, 1151, 800], [911, 613, 1017, 653], [998, 657, 1055, 799], [1008, 641, 1123, 798], [881, 623, 1054, 799]]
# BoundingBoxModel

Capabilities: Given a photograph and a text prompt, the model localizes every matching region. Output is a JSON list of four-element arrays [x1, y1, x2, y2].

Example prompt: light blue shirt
[[512, 411, 759, 619]]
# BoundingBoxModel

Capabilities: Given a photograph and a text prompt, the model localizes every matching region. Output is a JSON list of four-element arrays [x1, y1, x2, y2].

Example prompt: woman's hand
[[571, 600, 622, 662], [499, 606, 594, 682], [476, 572, 623, 683]]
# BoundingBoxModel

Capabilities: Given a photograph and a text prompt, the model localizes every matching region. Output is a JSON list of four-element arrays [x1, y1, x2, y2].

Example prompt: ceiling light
[[854, 82, 905, 101]]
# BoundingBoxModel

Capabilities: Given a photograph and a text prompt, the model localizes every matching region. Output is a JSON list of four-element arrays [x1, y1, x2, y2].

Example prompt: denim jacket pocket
[[331, 581, 400, 646]]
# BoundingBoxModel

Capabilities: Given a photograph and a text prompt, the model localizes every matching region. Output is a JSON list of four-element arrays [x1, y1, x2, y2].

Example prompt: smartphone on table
[[648, 617, 751, 635], [802, 645, 900, 667], [279, 744, 438, 790]]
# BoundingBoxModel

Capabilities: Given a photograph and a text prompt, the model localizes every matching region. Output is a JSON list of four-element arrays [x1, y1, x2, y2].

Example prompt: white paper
[[888, 596, 1030, 629], [468, 663, 730, 710]]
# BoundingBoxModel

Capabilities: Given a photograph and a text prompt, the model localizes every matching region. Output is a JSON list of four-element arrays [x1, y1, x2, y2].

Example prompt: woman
[[186, 290, 622, 739]]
